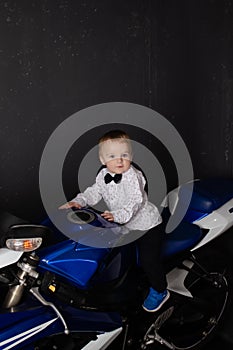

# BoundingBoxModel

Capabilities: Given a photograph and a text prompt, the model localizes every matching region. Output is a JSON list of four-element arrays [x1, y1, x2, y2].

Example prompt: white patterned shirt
[[72, 165, 162, 231]]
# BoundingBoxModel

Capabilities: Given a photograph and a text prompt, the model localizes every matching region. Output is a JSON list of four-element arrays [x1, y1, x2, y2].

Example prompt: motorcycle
[[0, 178, 233, 350]]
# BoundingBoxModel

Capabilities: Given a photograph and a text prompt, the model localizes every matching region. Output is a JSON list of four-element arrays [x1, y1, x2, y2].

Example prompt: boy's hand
[[59, 201, 82, 209], [101, 211, 114, 221]]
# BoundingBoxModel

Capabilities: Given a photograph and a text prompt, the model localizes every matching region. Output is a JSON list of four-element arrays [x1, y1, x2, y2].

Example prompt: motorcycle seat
[[162, 220, 203, 259]]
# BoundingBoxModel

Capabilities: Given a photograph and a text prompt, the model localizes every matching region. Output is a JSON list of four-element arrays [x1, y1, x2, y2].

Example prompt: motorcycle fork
[[2, 253, 39, 308], [1, 253, 69, 335]]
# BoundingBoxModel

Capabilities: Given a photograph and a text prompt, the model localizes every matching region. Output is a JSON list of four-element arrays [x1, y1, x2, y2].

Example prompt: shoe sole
[[142, 290, 170, 313]]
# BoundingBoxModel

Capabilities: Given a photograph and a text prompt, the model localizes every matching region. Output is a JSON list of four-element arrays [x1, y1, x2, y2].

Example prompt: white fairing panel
[[192, 198, 233, 250], [82, 328, 123, 350], [167, 260, 194, 298], [0, 248, 23, 268], [161, 187, 179, 215], [163, 182, 233, 251]]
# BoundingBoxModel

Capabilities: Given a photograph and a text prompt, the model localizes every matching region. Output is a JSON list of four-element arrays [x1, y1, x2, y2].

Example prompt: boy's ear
[[129, 151, 133, 162], [99, 154, 105, 165]]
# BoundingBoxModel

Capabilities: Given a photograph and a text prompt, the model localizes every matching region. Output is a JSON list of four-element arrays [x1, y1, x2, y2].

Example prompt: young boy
[[60, 130, 169, 312]]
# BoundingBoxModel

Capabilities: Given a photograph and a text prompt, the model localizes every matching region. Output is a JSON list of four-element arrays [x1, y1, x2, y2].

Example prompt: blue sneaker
[[142, 288, 170, 312]]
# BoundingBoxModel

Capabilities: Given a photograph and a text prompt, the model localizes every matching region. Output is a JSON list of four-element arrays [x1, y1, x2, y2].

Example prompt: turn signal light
[[6, 238, 42, 252]]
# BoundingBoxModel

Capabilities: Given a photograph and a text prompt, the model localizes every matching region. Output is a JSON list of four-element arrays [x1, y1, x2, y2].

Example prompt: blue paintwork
[[0, 301, 63, 350], [0, 293, 122, 350], [62, 305, 122, 332], [184, 210, 208, 223], [38, 209, 203, 288], [180, 179, 233, 222], [38, 240, 110, 288]]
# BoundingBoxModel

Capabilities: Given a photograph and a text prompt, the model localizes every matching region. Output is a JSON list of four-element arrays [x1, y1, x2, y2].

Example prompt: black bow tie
[[104, 173, 122, 184]]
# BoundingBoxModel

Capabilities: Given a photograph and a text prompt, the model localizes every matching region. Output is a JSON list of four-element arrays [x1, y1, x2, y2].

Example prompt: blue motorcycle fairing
[[38, 240, 111, 288], [38, 208, 139, 288], [62, 305, 122, 332], [0, 293, 122, 350], [0, 304, 63, 350], [183, 210, 208, 224], [38, 210, 203, 290], [180, 179, 233, 222]]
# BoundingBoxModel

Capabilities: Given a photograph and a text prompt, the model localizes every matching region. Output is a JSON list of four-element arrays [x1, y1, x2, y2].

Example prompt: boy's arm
[[72, 182, 102, 207], [59, 174, 103, 209], [59, 202, 82, 209]]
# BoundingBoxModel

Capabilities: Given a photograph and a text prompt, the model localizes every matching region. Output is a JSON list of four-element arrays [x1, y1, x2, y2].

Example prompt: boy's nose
[[117, 157, 123, 163]]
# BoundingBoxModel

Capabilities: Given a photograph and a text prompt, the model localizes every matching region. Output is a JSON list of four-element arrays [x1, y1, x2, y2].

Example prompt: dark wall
[[148, 0, 233, 178], [0, 0, 233, 221]]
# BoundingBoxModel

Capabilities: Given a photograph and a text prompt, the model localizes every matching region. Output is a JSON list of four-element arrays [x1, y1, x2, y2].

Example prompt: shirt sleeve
[[72, 174, 103, 207], [110, 171, 145, 224]]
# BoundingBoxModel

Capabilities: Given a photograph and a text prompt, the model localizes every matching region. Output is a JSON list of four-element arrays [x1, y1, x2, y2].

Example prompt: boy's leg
[[138, 224, 169, 312], [138, 224, 167, 292]]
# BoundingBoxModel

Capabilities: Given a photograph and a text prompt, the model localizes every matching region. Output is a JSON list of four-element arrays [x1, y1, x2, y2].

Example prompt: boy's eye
[[108, 154, 115, 159], [122, 153, 129, 158]]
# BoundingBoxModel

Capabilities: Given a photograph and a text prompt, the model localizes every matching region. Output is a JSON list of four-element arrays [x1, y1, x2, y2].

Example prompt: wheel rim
[[158, 272, 228, 349]]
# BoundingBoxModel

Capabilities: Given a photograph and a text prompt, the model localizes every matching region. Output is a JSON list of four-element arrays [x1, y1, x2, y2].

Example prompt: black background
[[1, 1, 233, 348]]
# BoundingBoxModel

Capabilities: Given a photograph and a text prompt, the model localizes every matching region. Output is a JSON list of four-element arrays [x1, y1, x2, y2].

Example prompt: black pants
[[137, 223, 167, 292]]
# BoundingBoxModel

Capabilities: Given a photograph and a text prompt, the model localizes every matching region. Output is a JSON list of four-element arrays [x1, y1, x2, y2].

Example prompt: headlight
[[6, 238, 42, 252]]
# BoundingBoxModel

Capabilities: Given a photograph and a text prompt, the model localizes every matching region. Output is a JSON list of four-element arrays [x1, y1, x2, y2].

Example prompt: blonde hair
[[98, 130, 130, 144]]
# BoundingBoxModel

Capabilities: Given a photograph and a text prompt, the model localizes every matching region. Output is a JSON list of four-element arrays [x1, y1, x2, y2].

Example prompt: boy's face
[[99, 139, 132, 174]]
